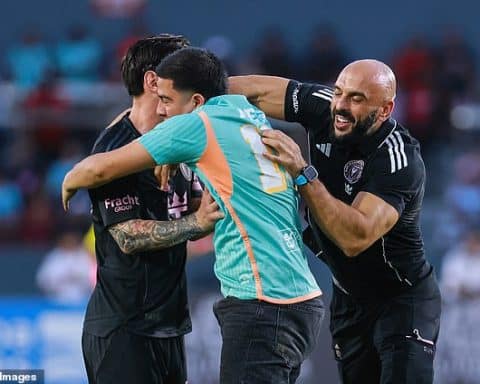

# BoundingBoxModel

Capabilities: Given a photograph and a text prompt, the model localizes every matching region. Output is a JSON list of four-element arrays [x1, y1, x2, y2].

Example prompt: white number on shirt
[[240, 124, 288, 193]]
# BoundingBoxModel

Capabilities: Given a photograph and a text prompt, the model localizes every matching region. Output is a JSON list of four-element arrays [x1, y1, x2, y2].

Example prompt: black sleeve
[[361, 146, 425, 215], [284, 80, 332, 129], [88, 118, 146, 227], [89, 175, 144, 228]]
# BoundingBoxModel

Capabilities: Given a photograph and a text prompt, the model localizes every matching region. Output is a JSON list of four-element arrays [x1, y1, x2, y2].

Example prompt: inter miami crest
[[344, 160, 364, 184]]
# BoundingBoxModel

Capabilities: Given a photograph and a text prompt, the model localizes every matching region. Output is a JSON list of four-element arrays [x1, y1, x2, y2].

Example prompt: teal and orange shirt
[[139, 95, 321, 303]]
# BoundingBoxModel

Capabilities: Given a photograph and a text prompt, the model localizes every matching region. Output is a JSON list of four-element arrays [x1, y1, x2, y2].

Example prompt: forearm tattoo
[[109, 214, 204, 254]]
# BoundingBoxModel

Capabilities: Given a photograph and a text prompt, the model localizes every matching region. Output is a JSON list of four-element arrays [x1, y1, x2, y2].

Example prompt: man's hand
[[60, 140, 157, 213], [261, 129, 308, 177], [62, 176, 77, 212], [154, 165, 179, 191], [194, 189, 224, 233]]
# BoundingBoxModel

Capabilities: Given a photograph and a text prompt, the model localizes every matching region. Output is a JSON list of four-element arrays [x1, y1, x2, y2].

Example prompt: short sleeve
[[284, 81, 332, 128], [89, 175, 144, 227], [139, 113, 207, 166], [361, 147, 425, 215]]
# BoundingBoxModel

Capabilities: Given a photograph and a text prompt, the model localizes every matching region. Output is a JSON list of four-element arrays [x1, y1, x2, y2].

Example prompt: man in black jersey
[[76, 36, 223, 384], [229, 60, 441, 383]]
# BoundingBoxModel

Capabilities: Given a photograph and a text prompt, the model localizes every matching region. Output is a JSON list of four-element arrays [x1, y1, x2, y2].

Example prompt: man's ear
[[192, 93, 205, 108], [144, 70, 158, 93], [379, 100, 394, 122]]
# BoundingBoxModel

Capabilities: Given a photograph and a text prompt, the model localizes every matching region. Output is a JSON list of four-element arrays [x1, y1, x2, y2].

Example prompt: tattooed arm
[[109, 215, 203, 254], [109, 190, 223, 254]]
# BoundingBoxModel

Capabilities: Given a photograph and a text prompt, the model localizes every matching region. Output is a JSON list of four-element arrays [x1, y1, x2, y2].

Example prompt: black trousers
[[82, 327, 187, 384], [213, 296, 325, 384], [330, 270, 441, 384]]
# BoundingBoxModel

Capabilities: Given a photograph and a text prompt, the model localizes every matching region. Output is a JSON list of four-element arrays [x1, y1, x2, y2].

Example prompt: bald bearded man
[[229, 60, 441, 384]]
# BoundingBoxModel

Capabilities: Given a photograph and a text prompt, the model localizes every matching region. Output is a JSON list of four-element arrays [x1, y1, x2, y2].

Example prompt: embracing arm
[[62, 141, 154, 210], [228, 75, 290, 120], [300, 183, 398, 257], [108, 189, 223, 254], [109, 216, 204, 254], [261, 129, 399, 257]]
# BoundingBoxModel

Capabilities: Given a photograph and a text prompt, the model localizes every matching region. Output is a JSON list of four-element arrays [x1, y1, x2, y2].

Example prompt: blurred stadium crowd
[[1, 24, 478, 252], [0, 20, 479, 383]]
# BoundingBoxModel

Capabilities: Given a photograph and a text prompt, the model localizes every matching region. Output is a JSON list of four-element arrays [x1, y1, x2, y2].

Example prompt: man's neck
[[129, 95, 161, 135]]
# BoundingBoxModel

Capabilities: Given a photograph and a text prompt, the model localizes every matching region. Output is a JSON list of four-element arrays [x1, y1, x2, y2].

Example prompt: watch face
[[303, 166, 318, 181]]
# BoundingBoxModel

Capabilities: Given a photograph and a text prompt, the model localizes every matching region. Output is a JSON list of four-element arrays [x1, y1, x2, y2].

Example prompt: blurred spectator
[[82, 224, 96, 259], [82, 225, 97, 286], [20, 191, 56, 245], [300, 24, 348, 84], [109, 20, 151, 81], [44, 140, 91, 220], [23, 75, 68, 110], [23, 75, 70, 160], [202, 35, 238, 75], [5, 27, 53, 90], [90, 0, 146, 18], [115, 19, 150, 61], [185, 293, 222, 384], [54, 25, 103, 83], [45, 138, 91, 222], [15, 167, 42, 198], [440, 229, 480, 302], [430, 148, 480, 255], [436, 28, 476, 101], [0, 170, 23, 243], [394, 35, 435, 91], [45, 140, 84, 200], [444, 149, 480, 228], [0, 170, 23, 219], [36, 230, 94, 302], [253, 27, 295, 77], [431, 28, 478, 143], [435, 229, 480, 383], [393, 35, 436, 145], [2, 134, 39, 175]]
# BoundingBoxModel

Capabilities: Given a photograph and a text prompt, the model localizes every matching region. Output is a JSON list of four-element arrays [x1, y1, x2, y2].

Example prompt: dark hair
[[121, 34, 190, 96], [155, 47, 227, 100]]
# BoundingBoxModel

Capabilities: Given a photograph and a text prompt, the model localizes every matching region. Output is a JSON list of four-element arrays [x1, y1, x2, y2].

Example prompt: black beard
[[329, 109, 378, 146]]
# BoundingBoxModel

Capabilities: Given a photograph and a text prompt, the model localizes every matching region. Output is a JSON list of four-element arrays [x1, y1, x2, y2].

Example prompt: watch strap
[[294, 173, 308, 186]]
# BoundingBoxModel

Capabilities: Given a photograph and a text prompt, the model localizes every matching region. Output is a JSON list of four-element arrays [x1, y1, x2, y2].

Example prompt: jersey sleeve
[[284, 80, 332, 128], [89, 175, 144, 227], [361, 146, 425, 215], [138, 113, 207, 166]]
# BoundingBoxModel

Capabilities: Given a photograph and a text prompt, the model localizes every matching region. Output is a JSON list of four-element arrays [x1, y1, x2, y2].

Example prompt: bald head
[[340, 59, 397, 102]]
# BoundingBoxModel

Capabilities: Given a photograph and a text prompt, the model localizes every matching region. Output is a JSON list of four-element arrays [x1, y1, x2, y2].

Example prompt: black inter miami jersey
[[84, 114, 202, 337], [285, 81, 430, 299]]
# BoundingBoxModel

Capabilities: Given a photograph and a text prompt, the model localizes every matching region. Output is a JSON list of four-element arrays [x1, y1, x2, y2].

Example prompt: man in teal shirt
[[63, 47, 324, 384]]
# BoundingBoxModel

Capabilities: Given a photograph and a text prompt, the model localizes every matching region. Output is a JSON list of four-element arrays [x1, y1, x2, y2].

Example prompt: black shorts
[[330, 269, 441, 384], [82, 327, 187, 384]]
